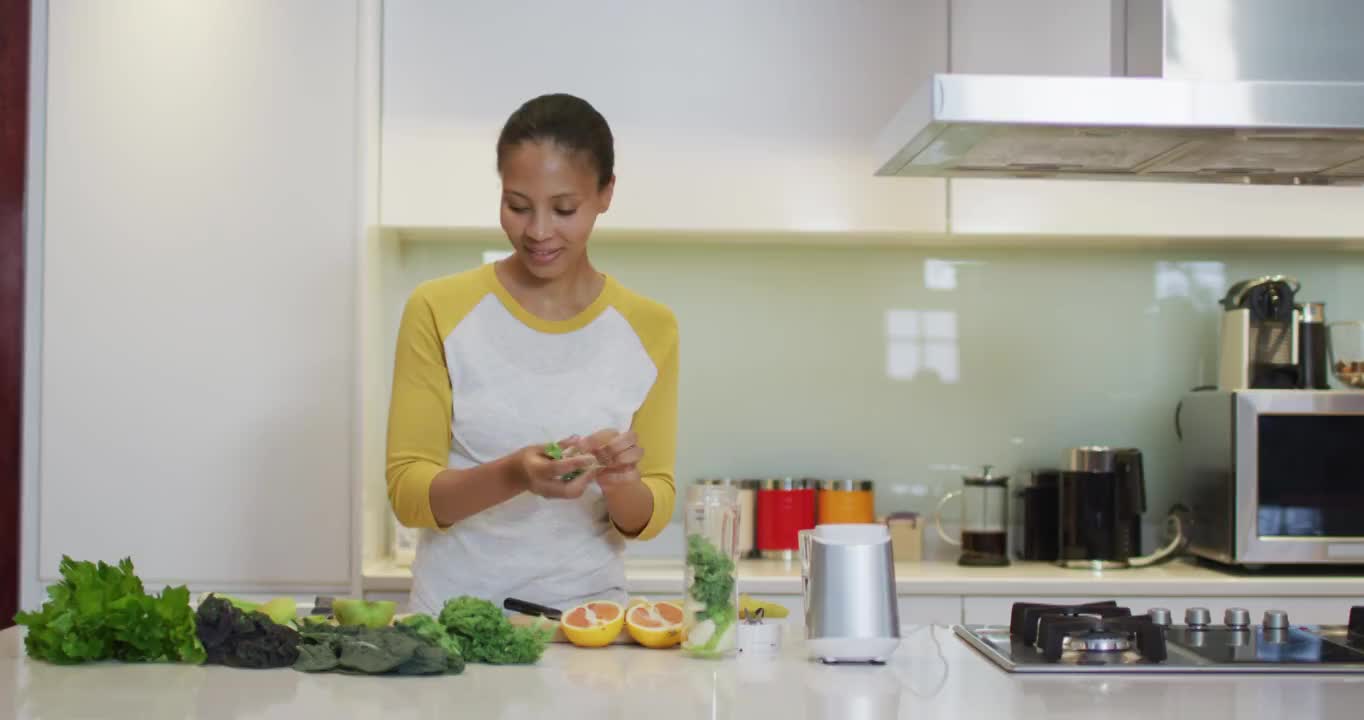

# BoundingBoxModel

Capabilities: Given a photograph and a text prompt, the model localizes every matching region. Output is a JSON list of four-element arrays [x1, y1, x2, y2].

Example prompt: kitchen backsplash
[[379, 237, 1364, 557]]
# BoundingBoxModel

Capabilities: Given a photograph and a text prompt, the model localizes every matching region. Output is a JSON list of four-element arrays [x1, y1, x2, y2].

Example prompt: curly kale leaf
[[439, 596, 548, 665]]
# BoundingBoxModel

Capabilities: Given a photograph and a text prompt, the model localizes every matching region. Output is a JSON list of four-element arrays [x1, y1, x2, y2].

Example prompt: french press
[[932, 465, 1010, 567]]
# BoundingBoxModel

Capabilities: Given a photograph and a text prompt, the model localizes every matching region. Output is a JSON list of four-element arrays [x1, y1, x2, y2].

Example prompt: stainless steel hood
[[875, 0, 1364, 186]]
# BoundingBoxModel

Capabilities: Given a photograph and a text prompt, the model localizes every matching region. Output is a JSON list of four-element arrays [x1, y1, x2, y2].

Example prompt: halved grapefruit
[[560, 600, 625, 648], [625, 600, 685, 649]]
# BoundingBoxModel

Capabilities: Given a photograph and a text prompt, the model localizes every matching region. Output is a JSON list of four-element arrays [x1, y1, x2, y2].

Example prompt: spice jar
[[682, 483, 740, 658], [698, 478, 758, 558], [817, 479, 876, 524], [756, 477, 817, 560]]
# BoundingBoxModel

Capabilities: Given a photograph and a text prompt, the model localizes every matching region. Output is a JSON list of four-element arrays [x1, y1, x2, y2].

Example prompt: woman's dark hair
[[497, 93, 615, 190]]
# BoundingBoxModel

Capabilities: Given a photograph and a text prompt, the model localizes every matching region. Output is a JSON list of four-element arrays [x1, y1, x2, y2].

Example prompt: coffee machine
[[1058, 447, 1186, 569], [1217, 275, 1301, 390], [1058, 447, 1145, 569]]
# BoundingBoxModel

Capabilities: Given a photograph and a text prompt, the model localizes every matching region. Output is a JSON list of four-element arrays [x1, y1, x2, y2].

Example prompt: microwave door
[[1238, 391, 1364, 564]]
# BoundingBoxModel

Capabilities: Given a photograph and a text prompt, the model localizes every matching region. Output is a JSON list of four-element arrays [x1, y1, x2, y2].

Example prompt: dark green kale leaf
[[195, 595, 300, 669], [294, 624, 455, 676], [293, 643, 340, 672], [397, 614, 464, 673]]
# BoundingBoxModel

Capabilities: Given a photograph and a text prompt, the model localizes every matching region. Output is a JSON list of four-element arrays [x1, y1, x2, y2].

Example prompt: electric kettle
[[800, 524, 901, 664]]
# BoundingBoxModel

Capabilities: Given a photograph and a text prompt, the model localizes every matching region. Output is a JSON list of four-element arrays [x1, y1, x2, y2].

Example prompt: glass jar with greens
[[682, 482, 740, 658]]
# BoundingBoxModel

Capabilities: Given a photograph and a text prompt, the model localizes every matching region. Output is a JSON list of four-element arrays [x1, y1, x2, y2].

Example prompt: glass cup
[[1328, 321, 1364, 388], [682, 483, 740, 658]]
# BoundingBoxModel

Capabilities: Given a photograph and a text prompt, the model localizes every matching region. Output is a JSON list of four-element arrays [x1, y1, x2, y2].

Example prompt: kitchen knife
[[504, 597, 563, 621]]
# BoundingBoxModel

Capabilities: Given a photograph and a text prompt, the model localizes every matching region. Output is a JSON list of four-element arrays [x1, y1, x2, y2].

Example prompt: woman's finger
[[580, 428, 619, 453], [560, 470, 594, 498], [599, 431, 638, 459], [548, 454, 596, 479], [606, 445, 644, 467]]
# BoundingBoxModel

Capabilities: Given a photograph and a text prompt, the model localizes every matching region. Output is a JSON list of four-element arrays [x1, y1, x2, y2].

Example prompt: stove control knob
[[1147, 608, 1172, 626], [1185, 607, 1211, 628], [1263, 609, 1290, 630], [1224, 607, 1250, 629]]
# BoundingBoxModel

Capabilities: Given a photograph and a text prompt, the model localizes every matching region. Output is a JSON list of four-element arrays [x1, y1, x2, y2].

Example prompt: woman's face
[[499, 140, 613, 280]]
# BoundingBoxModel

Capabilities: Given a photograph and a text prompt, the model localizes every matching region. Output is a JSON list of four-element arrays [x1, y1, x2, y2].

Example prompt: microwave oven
[[1177, 390, 1364, 567]]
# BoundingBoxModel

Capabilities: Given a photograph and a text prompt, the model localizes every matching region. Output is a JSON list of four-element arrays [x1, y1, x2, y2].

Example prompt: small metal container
[[756, 477, 817, 560], [816, 479, 876, 524]]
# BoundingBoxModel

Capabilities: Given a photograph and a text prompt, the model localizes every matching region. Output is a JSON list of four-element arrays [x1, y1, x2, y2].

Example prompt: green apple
[[259, 597, 297, 625], [333, 599, 397, 629]]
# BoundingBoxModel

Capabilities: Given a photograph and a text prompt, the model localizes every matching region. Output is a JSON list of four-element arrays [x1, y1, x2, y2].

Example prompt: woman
[[386, 93, 679, 615]]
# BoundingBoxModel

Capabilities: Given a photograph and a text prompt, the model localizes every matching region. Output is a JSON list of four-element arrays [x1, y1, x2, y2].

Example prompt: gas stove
[[956, 601, 1364, 673]]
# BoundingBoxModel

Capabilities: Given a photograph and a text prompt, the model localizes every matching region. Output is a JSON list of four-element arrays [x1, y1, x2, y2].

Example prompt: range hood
[[876, 0, 1364, 186]]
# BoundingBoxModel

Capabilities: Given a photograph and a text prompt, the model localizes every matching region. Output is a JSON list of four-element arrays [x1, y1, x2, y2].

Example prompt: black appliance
[[1015, 470, 1060, 562], [1058, 447, 1145, 569]]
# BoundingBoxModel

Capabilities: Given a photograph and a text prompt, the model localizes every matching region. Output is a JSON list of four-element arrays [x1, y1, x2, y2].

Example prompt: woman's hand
[[576, 429, 645, 495], [514, 438, 600, 499], [574, 429, 653, 535]]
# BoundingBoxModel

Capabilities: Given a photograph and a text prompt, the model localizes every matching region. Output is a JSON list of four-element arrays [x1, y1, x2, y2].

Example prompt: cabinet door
[[39, 0, 358, 589], [899, 595, 962, 625], [381, 0, 948, 236], [963, 595, 1354, 626], [951, 179, 1364, 240]]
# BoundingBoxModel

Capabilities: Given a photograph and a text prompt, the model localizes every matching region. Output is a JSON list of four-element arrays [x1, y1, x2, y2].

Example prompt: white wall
[[31, 0, 362, 592], [21, 0, 50, 613], [380, 0, 948, 235]]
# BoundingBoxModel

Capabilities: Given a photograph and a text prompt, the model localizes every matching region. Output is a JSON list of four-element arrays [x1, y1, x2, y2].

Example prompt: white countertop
[[364, 557, 1364, 597], [6, 624, 1364, 719]]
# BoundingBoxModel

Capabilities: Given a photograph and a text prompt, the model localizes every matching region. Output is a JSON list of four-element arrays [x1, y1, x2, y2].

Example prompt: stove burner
[[1010, 601, 1129, 646], [1009, 601, 1169, 663], [1065, 630, 1132, 653]]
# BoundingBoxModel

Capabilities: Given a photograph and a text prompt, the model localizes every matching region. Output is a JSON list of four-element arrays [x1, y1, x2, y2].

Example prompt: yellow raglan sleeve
[[385, 289, 451, 530], [624, 307, 679, 541]]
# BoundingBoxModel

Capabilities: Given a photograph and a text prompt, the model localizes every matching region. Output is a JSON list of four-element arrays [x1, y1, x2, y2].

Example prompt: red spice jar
[[756, 477, 817, 560]]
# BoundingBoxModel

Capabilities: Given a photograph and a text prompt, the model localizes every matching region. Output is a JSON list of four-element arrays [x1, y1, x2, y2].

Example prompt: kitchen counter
[[5, 624, 1364, 719], [365, 557, 1364, 597]]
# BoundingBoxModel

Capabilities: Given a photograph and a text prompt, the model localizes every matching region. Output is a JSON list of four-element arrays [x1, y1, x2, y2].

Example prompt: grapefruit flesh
[[625, 601, 684, 649], [560, 601, 625, 648]]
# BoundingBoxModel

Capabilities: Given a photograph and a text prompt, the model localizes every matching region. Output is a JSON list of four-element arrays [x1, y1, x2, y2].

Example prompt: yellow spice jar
[[817, 479, 875, 524]]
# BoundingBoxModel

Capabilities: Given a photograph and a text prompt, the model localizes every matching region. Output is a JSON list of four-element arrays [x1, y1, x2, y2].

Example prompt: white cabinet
[[38, 0, 359, 589], [380, 0, 948, 236], [899, 596, 963, 625], [963, 596, 1354, 626], [950, 179, 1364, 241]]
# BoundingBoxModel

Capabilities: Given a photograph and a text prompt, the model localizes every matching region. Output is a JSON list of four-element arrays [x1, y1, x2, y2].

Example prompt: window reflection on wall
[[886, 309, 960, 383], [1154, 261, 1226, 311], [924, 258, 983, 291]]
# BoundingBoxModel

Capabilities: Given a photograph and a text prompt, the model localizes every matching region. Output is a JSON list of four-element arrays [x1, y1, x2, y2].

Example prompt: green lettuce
[[14, 556, 205, 665]]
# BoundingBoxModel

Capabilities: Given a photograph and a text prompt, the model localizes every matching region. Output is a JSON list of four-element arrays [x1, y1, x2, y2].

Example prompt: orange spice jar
[[817, 479, 876, 524]]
